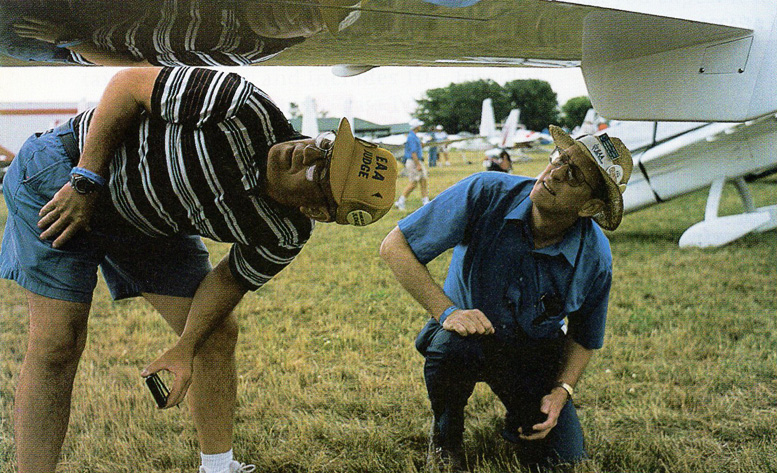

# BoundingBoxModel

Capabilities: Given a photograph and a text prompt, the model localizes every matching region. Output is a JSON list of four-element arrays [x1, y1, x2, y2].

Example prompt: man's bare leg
[[402, 181, 417, 199], [15, 291, 90, 473], [143, 293, 238, 454]]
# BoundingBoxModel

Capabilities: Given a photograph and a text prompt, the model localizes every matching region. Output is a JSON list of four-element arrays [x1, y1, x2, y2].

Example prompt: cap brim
[[329, 117, 356, 208], [549, 124, 575, 150]]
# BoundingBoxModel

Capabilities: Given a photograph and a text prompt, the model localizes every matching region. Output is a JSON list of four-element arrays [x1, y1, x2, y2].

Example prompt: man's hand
[[519, 387, 569, 440], [442, 308, 495, 336], [141, 341, 195, 409], [38, 183, 99, 248], [13, 16, 69, 44]]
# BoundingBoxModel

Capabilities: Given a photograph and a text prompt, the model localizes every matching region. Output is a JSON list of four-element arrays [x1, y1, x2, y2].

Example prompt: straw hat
[[549, 125, 633, 231]]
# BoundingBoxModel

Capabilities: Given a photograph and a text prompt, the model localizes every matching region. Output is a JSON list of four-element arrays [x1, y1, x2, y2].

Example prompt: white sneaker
[[394, 200, 406, 211], [229, 462, 255, 473], [422, 197, 430, 206], [199, 461, 256, 473]]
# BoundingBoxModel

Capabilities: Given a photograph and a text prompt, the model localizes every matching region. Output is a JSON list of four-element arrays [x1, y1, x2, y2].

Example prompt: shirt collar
[[505, 194, 582, 266], [505, 193, 533, 221]]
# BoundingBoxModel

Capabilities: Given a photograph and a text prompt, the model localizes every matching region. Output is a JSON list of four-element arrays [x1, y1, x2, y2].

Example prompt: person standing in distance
[[395, 118, 430, 211]]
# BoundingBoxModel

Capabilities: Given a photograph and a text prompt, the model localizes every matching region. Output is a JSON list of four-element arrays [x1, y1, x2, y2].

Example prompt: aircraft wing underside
[[1, 0, 775, 121]]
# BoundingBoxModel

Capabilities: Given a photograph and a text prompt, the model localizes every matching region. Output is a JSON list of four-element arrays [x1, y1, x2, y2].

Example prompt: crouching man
[[381, 125, 632, 471]]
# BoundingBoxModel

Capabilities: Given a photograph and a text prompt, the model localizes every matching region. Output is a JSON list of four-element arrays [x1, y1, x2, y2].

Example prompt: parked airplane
[[370, 98, 543, 159], [600, 115, 777, 247], [301, 97, 321, 138], [447, 99, 548, 164], [478, 99, 551, 150], [3, 0, 776, 246], [4, 1, 775, 122]]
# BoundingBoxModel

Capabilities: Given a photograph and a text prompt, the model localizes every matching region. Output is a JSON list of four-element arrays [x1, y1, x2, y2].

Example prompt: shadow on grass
[[609, 227, 776, 248], [607, 231, 681, 246]]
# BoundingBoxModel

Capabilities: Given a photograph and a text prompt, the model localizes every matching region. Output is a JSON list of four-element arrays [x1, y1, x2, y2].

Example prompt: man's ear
[[300, 205, 334, 222], [578, 198, 604, 218]]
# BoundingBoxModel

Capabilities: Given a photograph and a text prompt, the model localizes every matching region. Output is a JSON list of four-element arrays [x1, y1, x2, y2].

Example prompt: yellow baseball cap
[[328, 118, 397, 226]]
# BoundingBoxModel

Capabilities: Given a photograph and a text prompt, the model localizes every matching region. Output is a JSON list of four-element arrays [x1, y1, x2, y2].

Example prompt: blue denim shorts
[[0, 127, 212, 303]]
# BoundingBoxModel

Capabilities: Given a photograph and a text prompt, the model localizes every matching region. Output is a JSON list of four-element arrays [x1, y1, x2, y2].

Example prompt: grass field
[[1, 149, 776, 473]]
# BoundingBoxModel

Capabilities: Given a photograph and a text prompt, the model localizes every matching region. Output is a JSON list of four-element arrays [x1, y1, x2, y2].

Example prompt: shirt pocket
[[533, 292, 567, 330]]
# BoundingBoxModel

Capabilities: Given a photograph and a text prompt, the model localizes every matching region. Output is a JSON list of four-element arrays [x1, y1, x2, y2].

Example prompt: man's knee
[[24, 295, 90, 369], [424, 330, 484, 374], [26, 327, 87, 371]]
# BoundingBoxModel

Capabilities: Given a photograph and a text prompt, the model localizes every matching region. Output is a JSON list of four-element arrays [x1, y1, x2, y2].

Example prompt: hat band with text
[[579, 135, 624, 185]]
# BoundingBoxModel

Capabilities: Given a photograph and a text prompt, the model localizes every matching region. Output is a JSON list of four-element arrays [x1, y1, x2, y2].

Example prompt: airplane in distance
[[476, 99, 549, 150], [1, 0, 776, 246], [370, 99, 544, 159]]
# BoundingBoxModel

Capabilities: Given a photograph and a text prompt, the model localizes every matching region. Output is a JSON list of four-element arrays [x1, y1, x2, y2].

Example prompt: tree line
[[414, 79, 592, 134]]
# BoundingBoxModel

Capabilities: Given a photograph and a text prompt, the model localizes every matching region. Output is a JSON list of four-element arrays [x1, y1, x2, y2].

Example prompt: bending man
[[0, 66, 396, 473]]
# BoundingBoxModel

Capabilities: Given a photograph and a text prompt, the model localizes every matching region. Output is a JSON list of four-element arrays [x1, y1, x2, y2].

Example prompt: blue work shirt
[[404, 130, 424, 162], [398, 173, 612, 349]]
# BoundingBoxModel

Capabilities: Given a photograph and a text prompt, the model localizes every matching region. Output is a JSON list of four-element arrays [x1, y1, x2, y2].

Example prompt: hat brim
[[548, 125, 623, 231], [329, 117, 357, 211]]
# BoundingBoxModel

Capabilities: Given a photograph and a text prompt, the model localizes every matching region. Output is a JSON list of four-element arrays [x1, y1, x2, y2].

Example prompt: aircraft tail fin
[[500, 109, 520, 147], [479, 98, 496, 138], [302, 96, 319, 137]]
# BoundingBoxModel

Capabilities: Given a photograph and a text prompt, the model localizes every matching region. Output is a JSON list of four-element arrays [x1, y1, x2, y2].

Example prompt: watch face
[[70, 174, 98, 194]]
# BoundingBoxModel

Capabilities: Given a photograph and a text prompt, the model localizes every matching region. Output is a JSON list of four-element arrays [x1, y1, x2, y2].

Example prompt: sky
[[0, 65, 589, 125]]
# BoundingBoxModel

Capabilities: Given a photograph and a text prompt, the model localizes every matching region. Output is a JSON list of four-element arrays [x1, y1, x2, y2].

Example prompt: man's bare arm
[[522, 338, 594, 440], [380, 226, 494, 336], [142, 255, 248, 408], [37, 68, 161, 247]]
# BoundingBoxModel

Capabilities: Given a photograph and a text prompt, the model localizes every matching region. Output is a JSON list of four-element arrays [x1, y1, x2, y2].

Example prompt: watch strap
[[438, 305, 459, 325], [70, 167, 106, 187], [555, 381, 574, 399]]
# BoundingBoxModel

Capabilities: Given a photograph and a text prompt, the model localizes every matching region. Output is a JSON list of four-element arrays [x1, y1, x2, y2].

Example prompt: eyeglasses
[[548, 147, 592, 190], [304, 132, 338, 218]]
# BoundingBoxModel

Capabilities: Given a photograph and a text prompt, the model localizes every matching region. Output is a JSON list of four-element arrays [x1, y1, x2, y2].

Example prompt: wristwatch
[[69, 173, 102, 195], [555, 382, 574, 399]]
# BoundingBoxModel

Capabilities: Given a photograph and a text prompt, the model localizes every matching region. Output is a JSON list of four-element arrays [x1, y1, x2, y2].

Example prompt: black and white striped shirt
[[70, 0, 304, 66], [71, 67, 312, 290]]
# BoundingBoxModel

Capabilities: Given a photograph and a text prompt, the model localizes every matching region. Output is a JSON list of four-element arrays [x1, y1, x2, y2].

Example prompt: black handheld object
[[515, 396, 547, 436], [519, 405, 547, 435], [145, 373, 170, 408]]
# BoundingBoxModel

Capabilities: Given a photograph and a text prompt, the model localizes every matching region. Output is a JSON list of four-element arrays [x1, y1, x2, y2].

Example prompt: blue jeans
[[0, 126, 212, 303], [428, 147, 439, 167], [416, 319, 586, 467]]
